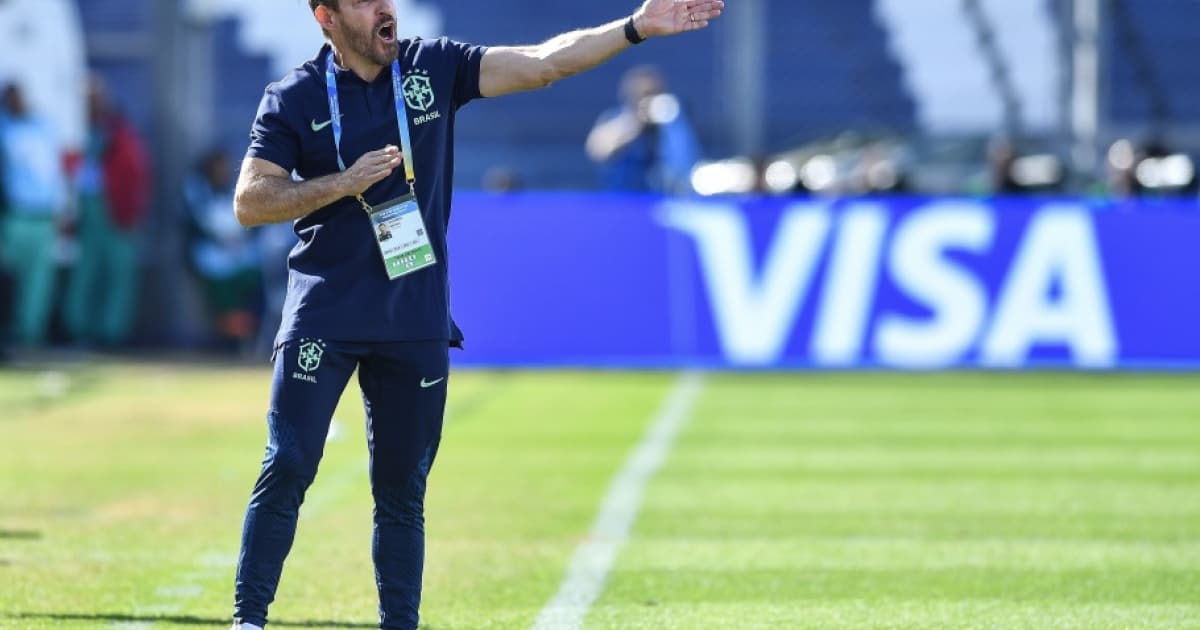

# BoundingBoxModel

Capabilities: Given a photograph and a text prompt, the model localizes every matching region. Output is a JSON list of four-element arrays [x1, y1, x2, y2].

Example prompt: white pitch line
[[531, 372, 705, 630]]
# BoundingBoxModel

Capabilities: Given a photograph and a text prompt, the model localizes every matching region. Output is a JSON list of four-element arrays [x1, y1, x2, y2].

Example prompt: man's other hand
[[634, 0, 725, 38], [340, 145, 404, 197]]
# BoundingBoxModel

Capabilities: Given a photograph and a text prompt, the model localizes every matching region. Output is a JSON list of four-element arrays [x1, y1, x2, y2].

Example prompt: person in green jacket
[[63, 76, 151, 347], [0, 82, 66, 348]]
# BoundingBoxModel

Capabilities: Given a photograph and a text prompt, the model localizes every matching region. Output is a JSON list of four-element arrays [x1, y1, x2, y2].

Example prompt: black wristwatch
[[624, 16, 646, 45]]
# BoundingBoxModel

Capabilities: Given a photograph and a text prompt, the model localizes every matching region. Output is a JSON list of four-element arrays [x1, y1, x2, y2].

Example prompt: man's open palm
[[637, 0, 725, 37]]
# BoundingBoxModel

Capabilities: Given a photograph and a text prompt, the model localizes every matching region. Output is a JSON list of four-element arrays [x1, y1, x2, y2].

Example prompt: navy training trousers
[[233, 339, 449, 630]]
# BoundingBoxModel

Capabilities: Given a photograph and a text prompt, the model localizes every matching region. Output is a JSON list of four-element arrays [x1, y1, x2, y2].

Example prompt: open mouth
[[377, 20, 396, 43]]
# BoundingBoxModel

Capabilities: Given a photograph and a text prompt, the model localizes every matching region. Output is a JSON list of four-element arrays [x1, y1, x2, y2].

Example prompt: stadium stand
[[76, 0, 151, 33], [767, 0, 915, 144], [76, 0, 155, 146], [1105, 0, 1200, 127], [211, 17, 274, 160], [73, 0, 1200, 190]]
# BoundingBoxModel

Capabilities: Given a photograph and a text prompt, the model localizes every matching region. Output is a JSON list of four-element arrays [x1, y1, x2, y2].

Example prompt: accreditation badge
[[366, 193, 436, 280]]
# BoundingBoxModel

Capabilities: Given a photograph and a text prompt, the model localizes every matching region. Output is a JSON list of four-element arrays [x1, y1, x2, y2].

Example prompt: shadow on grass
[[5, 612, 377, 628], [0, 529, 42, 540]]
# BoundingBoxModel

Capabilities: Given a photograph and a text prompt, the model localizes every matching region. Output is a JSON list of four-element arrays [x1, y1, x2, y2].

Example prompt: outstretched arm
[[478, 0, 724, 98]]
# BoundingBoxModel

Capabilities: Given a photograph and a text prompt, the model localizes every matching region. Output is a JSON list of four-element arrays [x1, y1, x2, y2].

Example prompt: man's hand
[[339, 145, 404, 196], [634, 0, 725, 38]]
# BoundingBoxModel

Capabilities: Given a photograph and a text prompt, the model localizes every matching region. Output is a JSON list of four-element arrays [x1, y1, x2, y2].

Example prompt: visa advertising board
[[447, 194, 1200, 369]]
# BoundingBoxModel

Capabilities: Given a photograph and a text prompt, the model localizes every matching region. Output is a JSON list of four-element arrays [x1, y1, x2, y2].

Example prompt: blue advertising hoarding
[[447, 193, 1200, 369]]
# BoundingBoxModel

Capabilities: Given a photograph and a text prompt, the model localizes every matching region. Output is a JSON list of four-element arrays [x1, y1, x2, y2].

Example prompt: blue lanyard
[[325, 50, 417, 185]]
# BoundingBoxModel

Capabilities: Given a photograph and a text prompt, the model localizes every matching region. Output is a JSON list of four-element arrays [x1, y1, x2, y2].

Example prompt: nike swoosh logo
[[310, 115, 342, 132], [420, 377, 445, 389]]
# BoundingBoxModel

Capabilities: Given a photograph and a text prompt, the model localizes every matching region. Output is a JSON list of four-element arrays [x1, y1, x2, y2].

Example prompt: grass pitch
[[1, 364, 1198, 629]]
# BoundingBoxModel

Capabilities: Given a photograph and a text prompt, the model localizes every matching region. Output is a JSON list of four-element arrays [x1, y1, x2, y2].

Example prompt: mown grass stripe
[[613, 539, 1200, 570], [531, 373, 704, 630]]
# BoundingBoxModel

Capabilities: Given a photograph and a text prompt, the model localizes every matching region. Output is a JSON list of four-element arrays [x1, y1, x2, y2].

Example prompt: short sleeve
[[246, 84, 301, 173], [439, 37, 488, 108]]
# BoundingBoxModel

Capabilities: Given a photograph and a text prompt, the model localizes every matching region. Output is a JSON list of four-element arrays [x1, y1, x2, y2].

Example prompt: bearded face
[[327, 1, 399, 67]]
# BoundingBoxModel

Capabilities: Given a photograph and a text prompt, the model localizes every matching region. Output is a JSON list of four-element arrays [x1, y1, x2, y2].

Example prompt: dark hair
[[309, 0, 338, 11]]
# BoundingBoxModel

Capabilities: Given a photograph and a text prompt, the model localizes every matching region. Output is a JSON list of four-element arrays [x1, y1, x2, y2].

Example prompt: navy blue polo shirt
[[247, 38, 487, 347]]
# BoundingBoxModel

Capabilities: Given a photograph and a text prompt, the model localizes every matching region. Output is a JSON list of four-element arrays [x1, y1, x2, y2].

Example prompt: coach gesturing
[[229, 1, 722, 628]]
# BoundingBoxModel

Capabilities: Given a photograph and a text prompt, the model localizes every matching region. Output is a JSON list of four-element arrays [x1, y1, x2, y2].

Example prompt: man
[[230, 1, 723, 629], [0, 82, 66, 348], [586, 65, 701, 194], [63, 76, 151, 347]]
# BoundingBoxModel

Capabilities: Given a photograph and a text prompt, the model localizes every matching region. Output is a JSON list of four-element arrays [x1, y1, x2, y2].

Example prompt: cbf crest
[[297, 339, 325, 372], [402, 69, 436, 112]]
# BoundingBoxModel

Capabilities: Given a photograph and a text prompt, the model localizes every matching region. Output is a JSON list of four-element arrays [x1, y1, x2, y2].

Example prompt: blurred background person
[[1103, 138, 1142, 200], [63, 76, 151, 348], [183, 148, 259, 353], [586, 65, 700, 195], [986, 136, 1023, 195], [1134, 140, 1198, 199], [0, 147, 9, 362], [849, 142, 910, 195], [0, 82, 67, 349], [1097, 138, 1199, 201], [0, 257, 9, 362]]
